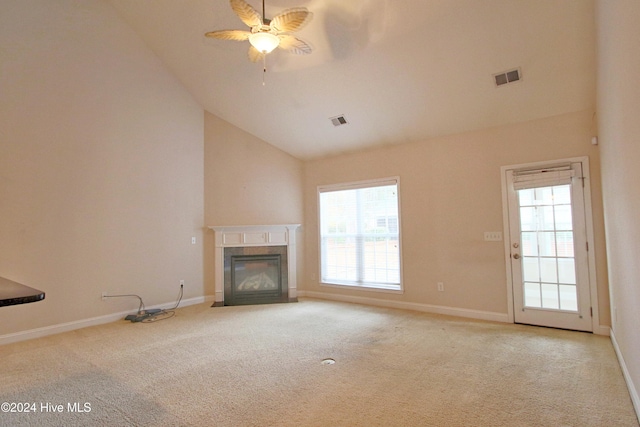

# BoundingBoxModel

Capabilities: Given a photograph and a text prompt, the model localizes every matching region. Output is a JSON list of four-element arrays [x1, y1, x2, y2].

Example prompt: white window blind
[[513, 164, 577, 190], [318, 178, 402, 291]]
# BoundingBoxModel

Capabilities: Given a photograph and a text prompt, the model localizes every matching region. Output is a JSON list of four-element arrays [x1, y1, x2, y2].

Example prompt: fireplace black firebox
[[223, 246, 288, 306]]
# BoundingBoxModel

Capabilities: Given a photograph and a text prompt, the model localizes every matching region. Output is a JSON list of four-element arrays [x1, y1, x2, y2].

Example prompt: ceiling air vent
[[330, 115, 348, 127], [493, 68, 522, 87]]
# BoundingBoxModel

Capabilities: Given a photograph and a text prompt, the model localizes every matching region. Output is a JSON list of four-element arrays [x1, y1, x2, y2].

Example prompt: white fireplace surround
[[208, 224, 300, 306]]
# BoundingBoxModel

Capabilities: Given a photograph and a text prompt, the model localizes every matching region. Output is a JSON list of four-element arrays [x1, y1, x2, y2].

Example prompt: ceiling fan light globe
[[249, 32, 280, 54]]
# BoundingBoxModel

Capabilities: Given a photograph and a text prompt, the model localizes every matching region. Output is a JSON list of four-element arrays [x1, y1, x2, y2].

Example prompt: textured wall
[[0, 0, 204, 335], [203, 112, 304, 296], [596, 0, 640, 413]]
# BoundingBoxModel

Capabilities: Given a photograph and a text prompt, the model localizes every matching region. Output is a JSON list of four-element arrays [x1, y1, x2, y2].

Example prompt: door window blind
[[512, 164, 577, 190]]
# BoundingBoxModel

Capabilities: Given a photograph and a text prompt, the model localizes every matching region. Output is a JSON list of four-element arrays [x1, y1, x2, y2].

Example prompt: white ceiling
[[108, 0, 596, 160]]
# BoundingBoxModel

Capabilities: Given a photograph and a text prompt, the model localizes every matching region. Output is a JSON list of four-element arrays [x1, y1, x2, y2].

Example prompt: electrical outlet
[[101, 291, 108, 301], [437, 282, 444, 292], [180, 280, 185, 287]]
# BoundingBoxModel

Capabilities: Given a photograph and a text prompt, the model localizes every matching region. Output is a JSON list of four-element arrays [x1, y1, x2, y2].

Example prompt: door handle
[[513, 253, 520, 260]]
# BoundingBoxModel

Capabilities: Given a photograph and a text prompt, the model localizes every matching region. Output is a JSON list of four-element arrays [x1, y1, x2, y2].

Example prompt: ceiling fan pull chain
[[261, 21, 268, 85], [262, 55, 267, 86]]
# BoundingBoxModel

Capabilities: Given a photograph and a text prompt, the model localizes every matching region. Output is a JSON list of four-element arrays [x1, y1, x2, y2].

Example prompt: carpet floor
[[0, 298, 638, 426]]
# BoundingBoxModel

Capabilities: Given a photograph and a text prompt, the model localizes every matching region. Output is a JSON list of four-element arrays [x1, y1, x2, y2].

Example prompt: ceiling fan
[[205, 0, 314, 63]]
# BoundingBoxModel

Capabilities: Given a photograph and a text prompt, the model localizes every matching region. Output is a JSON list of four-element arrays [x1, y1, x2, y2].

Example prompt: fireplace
[[224, 246, 288, 305], [209, 224, 300, 307]]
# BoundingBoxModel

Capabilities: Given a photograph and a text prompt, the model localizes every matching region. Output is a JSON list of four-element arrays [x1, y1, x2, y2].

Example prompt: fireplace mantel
[[208, 224, 300, 306]]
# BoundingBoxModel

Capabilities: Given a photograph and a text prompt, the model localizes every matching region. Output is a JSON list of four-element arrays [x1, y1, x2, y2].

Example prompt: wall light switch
[[484, 232, 503, 241], [191, 237, 196, 244]]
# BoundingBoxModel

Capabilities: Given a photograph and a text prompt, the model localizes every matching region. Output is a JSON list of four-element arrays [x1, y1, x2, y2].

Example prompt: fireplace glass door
[[228, 255, 282, 305]]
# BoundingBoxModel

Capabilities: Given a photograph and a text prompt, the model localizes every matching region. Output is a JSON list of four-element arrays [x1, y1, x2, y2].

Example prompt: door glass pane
[[541, 284, 560, 309], [538, 206, 555, 231], [538, 232, 557, 256], [517, 184, 578, 312], [559, 285, 578, 311], [524, 282, 542, 307], [555, 231, 574, 257], [540, 257, 558, 283], [535, 187, 553, 204], [518, 188, 534, 205], [553, 185, 571, 204], [557, 258, 576, 284], [554, 205, 573, 230], [519, 207, 536, 231], [522, 257, 540, 282], [521, 232, 538, 256]]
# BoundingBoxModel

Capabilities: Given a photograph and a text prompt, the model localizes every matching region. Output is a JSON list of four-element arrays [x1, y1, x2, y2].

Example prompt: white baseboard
[[0, 295, 212, 346], [610, 328, 640, 422], [298, 292, 612, 335], [297, 291, 510, 323]]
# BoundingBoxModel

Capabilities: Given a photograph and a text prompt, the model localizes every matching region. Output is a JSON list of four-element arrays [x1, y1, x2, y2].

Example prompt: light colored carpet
[[0, 298, 637, 426]]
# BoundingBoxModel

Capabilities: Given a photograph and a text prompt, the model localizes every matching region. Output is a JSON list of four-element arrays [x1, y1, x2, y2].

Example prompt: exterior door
[[504, 161, 592, 331]]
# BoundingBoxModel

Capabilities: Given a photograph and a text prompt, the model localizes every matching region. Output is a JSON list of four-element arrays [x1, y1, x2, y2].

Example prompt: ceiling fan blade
[[205, 30, 251, 41], [277, 35, 313, 55], [270, 8, 313, 33], [230, 0, 262, 28], [248, 45, 264, 63]]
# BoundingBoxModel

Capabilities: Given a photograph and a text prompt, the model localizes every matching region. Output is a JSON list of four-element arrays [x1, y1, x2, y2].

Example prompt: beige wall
[[303, 109, 609, 325], [203, 112, 304, 295], [596, 0, 640, 411], [0, 1, 204, 336]]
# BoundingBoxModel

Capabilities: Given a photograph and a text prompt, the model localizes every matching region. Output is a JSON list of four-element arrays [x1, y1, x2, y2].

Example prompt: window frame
[[317, 176, 404, 293]]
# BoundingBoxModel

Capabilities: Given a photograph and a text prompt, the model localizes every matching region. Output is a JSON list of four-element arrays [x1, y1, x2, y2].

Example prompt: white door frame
[[500, 156, 603, 333]]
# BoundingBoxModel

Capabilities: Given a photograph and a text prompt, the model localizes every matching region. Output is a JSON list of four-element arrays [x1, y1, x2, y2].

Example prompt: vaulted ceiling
[[109, 0, 596, 160]]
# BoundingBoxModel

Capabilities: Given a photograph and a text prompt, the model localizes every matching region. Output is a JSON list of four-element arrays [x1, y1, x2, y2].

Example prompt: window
[[318, 177, 402, 291]]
